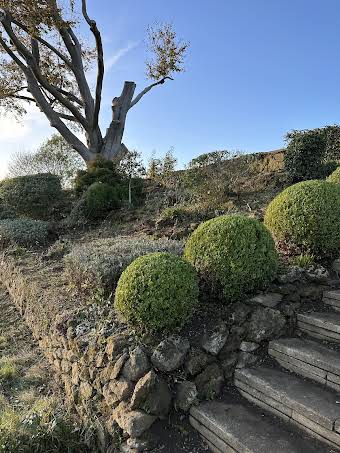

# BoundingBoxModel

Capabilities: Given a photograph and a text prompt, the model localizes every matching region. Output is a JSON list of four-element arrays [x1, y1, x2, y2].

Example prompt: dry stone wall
[[0, 254, 339, 452]]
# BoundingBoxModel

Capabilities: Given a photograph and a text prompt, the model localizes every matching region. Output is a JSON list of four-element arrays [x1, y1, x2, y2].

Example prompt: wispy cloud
[[105, 41, 139, 70]]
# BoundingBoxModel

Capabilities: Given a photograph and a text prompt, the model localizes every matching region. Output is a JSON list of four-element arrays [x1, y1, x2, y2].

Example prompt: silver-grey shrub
[[0, 218, 50, 248], [64, 236, 183, 297]]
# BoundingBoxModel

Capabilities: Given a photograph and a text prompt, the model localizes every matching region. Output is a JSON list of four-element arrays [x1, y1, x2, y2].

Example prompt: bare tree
[[8, 133, 85, 187], [0, 2, 189, 164]]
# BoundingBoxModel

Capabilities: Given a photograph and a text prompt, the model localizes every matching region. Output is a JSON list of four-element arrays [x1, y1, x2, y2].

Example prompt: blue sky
[[1, 0, 340, 175]]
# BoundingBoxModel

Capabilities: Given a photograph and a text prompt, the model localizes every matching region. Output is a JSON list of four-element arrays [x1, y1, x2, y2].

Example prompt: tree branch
[[25, 69, 93, 161], [54, 111, 78, 122], [81, 0, 104, 129], [10, 17, 72, 68], [9, 94, 36, 103], [1, 18, 88, 129], [129, 77, 173, 110]]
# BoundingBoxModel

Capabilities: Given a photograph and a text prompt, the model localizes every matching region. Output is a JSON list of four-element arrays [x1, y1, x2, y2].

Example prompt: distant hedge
[[0, 173, 63, 220], [265, 180, 340, 253]]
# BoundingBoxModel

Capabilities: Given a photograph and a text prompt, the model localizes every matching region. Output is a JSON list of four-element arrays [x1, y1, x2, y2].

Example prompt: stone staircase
[[190, 289, 340, 452]]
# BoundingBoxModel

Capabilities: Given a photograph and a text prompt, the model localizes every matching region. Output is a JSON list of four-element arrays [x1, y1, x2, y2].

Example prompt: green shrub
[[64, 236, 183, 298], [0, 173, 63, 220], [84, 182, 120, 219], [184, 215, 278, 301], [115, 252, 199, 331], [74, 156, 122, 193], [264, 180, 340, 253], [327, 166, 340, 184], [284, 130, 326, 181], [0, 219, 51, 248]]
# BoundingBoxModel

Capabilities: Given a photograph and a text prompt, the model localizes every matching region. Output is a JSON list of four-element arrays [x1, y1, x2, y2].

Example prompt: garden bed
[[1, 245, 339, 452]]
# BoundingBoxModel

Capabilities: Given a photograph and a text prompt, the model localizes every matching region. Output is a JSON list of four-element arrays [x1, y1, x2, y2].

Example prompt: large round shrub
[[84, 182, 120, 219], [0, 219, 50, 248], [264, 180, 340, 252], [115, 252, 199, 331], [184, 215, 278, 301], [327, 166, 340, 184], [0, 173, 63, 220]]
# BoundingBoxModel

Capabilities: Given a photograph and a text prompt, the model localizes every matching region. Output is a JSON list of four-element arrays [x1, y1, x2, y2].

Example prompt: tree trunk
[[128, 178, 132, 205]]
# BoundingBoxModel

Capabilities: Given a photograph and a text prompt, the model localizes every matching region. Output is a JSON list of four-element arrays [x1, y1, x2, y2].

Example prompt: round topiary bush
[[0, 173, 63, 220], [327, 166, 340, 184], [184, 215, 278, 301], [264, 180, 340, 253], [0, 218, 51, 248], [84, 182, 120, 219], [114, 252, 199, 331]]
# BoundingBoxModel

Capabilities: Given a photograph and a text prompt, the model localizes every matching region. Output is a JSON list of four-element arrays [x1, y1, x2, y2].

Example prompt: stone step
[[297, 312, 340, 343], [190, 401, 324, 453], [324, 290, 340, 312], [235, 366, 340, 450], [269, 337, 340, 391]]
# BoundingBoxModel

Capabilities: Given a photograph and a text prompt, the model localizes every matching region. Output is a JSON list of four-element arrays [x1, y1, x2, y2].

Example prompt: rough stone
[[247, 307, 286, 342], [249, 293, 283, 308], [305, 265, 329, 283], [228, 303, 253, 324], [185, 347, 215, 376], [110, 352, 129, 380], [122, 346, 150, 382], [175, 380, 198, 411], [71, 362, 79, 385], [201, 322, 229, 355], [195, 363, 224, 400], [79, 381, 93, 400], [109, 378, 134, 401], [151, 336, 190, 372], [236, 352, 259, 369], [240, 341, 259, 352], [126, 433, 158, 452], [332, 259, 340, 275], [218, 326, 245, 359], [220, 352, 239, 379], [278, 266, 304, 284], [112, 402, 157, 438], [130, 370, 171, 417], [106, 333, 130, 360]]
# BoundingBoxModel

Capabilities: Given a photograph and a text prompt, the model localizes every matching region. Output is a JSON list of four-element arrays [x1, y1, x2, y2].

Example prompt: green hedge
[[84, 182, 120, 219], [0, 219, 51, 248], [184, 215, 278, 301], [264, 180, 340, 252], [115, 252, 199, 331], [0, 174, 63, 220]]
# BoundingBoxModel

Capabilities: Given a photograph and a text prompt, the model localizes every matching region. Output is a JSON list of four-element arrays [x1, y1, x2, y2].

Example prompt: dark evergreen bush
[[284, 130, 326, 181], [0, 173, 63, 220], [84, 182, 120, 219]]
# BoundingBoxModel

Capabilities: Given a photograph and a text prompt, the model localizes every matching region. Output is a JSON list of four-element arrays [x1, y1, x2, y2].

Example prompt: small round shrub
[[184, 215, 278, 301], [114, 252, 199, 331], [84, 182, 120, 219], [264, 180, 340, 252], [0, 173, 63, 220], [327, 166, 340, 184], [0, 219, 50, 248]]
